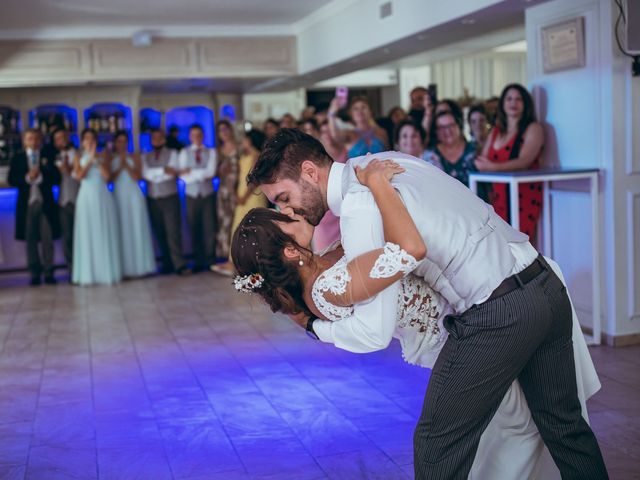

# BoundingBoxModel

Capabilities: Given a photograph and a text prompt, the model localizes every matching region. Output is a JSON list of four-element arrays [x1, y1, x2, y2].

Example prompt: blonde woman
[[211, 129, 268, 276]]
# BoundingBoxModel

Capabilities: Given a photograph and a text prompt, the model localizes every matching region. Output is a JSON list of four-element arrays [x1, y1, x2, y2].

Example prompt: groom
[[248, 129, 607, 479]]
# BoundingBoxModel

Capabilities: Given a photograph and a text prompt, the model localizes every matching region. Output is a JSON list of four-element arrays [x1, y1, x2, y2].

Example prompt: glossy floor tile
[[0, 271, 637, 479]]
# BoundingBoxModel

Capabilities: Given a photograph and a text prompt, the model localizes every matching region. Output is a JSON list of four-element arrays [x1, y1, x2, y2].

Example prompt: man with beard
[[247, 128, 608, 480]]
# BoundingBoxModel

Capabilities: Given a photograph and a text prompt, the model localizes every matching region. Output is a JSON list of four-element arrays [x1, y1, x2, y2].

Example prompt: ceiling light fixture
[[132, 31, 153, 47]]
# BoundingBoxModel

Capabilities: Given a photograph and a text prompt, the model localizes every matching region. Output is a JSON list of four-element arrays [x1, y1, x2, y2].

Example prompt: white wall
[[296, 0, 501, 74], [312, 68, 398, 89], [380, 85, 402, 117], [526, 0, 640, 344], [242, 90, 307, 125], [398, 66, 432, 111]]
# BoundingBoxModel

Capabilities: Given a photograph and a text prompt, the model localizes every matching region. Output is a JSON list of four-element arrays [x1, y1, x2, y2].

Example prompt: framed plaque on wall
[[541, 17, 585, 73]]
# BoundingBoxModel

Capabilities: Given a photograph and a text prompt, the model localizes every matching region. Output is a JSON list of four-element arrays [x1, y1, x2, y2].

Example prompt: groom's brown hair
[[247, 128, 332, 187]]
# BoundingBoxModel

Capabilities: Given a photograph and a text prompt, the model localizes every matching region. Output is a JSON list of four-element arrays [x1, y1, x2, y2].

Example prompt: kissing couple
[[231, 129, 608, 479]]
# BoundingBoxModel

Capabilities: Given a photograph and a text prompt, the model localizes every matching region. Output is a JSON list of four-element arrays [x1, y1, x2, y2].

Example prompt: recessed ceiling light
[[461, 18, 476, 25]]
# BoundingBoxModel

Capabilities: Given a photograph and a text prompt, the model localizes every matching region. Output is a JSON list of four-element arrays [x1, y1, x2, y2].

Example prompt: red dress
[[486, 128, 543, 238]]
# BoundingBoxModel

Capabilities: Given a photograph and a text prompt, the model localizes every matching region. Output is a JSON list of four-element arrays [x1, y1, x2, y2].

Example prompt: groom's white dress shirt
[[312, 151, 538, 352]]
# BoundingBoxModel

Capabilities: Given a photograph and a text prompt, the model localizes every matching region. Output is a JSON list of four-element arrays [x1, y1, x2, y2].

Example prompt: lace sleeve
[[311, 256, 355, 322], [369, 242, 418, 279], [312, 244, 418, 321]]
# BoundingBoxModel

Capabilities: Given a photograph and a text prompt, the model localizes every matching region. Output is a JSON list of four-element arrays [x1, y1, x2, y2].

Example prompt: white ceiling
[[0, 0, 548, 93], [0, 0, 336, 37]]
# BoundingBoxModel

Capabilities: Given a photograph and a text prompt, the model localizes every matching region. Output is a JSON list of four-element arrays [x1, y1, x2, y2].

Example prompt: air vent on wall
[[380, 1, 392, 19]]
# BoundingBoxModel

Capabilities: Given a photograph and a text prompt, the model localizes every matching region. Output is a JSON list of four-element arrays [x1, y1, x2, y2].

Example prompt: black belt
[[486, 254, 546, 302]]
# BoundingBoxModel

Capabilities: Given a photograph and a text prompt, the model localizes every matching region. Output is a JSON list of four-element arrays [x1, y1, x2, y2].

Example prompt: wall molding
[[0, 41, 92, 83], [627, 67, 640, 175], [0, 25, 297, 41], [628, 192, 640, 322], [0, 37, 296, 88], [582, 326, 640, 347]]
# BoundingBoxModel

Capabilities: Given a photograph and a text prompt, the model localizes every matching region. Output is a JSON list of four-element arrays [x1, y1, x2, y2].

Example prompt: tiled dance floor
[[0, 272, 637, 479]]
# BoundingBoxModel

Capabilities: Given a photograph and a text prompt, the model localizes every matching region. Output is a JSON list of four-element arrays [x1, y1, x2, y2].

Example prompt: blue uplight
[[165, 106, 215, 148], [220, 104, 236, 122], [139, 108, 162, 152]]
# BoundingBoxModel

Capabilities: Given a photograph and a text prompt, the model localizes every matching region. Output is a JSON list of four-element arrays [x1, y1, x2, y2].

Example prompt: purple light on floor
[[0, 187, 18, 206]]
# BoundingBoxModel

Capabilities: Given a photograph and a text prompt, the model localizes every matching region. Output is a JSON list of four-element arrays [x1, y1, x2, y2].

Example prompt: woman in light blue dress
[[110, 131, 156, 278], [72, 129, 122, 285]]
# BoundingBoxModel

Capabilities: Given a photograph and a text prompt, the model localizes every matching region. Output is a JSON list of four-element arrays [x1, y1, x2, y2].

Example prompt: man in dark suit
[[8, 128, 61, 285]]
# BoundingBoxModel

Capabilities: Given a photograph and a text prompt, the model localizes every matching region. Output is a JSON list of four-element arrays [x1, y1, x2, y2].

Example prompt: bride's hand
[[355, 159, 405, 187]]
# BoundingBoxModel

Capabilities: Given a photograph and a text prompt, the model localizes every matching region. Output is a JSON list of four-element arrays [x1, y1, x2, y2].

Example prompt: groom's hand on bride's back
[[354, 159, 405, 187]]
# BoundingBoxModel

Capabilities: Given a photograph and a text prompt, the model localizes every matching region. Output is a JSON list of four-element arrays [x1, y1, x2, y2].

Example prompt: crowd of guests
[[285, 82, 545, 246], [7, 81, 544, 286], [7, 123, 270, 286]]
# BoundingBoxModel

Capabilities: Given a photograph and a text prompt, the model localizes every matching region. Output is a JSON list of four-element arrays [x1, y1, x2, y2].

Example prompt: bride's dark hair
[[231, 208, 313, 316]]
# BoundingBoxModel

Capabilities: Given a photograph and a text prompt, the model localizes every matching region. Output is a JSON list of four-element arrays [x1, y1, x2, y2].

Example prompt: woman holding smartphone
[[327, 89, 388, 158], [72, 128, 122, 285]]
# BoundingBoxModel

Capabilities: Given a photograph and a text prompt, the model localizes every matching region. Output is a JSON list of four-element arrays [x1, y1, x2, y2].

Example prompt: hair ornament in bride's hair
[[233, 273, 264, 294]]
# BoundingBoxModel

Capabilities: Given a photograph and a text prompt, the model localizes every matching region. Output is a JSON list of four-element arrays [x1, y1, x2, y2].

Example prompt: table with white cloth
[[468, 168, 601, 345]]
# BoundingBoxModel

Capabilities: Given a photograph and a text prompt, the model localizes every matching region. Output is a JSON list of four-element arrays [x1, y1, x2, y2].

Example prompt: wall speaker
[[626, 0, 640, 54]]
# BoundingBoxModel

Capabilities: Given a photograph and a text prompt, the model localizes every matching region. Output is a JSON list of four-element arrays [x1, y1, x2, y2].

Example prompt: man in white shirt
[[142, 129, 190, 276], [50, 128, 79, 275], [249, 129, 608, 480], [176, 124, 217, 272]]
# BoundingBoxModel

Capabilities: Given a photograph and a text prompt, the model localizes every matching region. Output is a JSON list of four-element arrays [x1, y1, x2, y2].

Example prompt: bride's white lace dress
[[312, 244, 600, 480]]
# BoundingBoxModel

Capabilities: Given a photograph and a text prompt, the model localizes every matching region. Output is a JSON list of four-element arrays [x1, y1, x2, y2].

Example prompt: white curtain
[[431, 52, 526, 100]]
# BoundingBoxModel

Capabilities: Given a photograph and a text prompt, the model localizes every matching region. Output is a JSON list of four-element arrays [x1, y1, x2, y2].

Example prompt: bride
[[230, 159, 600, 479]]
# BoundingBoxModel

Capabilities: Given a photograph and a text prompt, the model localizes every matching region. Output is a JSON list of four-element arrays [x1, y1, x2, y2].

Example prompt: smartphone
[[335, 86, 349, 109]]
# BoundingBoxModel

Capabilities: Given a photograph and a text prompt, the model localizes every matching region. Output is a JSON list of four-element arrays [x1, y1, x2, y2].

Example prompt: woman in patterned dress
[[423, 111, 478, 187], [213, 120, 240, 261], [475, 84, 545, 239]]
